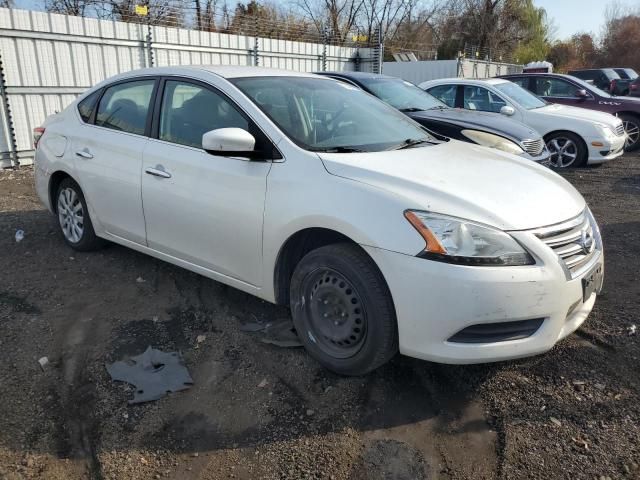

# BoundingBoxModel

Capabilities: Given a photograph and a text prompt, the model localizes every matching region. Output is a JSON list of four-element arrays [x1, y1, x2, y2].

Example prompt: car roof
[[319, 71, 398, 81], [502, 72, 580, 81], [425, 77, 509, 85], [107, 65, 321, 81]]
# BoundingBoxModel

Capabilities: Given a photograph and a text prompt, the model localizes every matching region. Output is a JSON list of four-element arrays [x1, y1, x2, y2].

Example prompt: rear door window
[[95, 79, 155, 135], [509, 77, 529, 90]]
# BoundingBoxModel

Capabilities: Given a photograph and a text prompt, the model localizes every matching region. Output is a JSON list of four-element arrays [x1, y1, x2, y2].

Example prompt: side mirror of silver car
[[500, 105, 516, 116], [202, 128, 257, 158], [576, 89, 588, 98]]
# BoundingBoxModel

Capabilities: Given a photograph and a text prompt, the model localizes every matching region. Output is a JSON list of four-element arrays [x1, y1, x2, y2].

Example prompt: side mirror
[[500, 105, 515, 116], [575, 89, 588, 98], [202, 128, 256, 157]]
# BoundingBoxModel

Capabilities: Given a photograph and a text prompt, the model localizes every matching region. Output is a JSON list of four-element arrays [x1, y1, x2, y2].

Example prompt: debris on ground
[[259, 318, 303, 348], [136, 276, 145, 283], [549, 417, 562, 427], [106, 346, 193, 404], [14, 229, 24, 242], [257, 378, 268, 388], [196, 334, 206, 344], [37, 356, 48, 370], [629, 324, 637, 336]]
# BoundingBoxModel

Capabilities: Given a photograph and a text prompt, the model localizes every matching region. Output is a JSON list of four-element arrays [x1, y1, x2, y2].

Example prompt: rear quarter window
[[77, 90, 101, 123]]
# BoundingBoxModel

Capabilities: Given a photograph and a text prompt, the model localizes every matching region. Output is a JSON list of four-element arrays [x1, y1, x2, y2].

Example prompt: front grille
[[615, 123, 625, 136], [448, 318, 544, 343], [521, 138, 545, 156], [531, 211, 599, 277]]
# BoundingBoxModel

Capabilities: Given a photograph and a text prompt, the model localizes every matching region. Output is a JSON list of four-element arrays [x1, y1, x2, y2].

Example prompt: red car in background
[[500, 73, 640, 151]]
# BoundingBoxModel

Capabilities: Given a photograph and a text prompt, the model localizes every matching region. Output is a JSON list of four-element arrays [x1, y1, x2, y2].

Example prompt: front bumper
[[586, 134, 625, 164], [363, 231, 604, 364]]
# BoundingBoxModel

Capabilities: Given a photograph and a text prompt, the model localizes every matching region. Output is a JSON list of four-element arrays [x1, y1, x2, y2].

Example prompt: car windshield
[[492, 81, 546, 109], [231, 76, 435, 152], [357, 77, 448, 112]]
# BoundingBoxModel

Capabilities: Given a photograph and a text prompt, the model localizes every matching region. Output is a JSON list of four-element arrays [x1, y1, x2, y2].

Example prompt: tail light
[[33, 127, 45, 149]]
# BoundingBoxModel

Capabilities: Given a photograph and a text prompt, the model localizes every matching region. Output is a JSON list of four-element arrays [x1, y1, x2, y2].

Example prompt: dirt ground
[[0, 153, 639, 480]]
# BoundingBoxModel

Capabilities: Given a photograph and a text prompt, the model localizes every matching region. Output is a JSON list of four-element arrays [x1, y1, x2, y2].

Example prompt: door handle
[[145, 166, 172, 179], [75, 149, 93, 159]]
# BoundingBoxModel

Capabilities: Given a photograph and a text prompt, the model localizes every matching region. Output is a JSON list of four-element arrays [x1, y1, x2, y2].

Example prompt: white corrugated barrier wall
[[0, 7, 375, 167]]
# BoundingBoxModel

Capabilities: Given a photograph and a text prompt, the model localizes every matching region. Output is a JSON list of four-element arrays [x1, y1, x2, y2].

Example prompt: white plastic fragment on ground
[[38, 356, 49, 369], [629, 325, 637, 336], [106, 346, 193, 404], [15, 230, 24, 242]]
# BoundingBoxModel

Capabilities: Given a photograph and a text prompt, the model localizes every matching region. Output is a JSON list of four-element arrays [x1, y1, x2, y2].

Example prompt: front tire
[[619, 114, 640, 151], [56, 178, 104, 251], [545, 131, 587, 168], [289, 243, 398, 376]]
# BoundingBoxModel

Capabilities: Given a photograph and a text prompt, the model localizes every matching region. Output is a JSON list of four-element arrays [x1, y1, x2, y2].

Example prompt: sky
[[535, 0, 638, 40]]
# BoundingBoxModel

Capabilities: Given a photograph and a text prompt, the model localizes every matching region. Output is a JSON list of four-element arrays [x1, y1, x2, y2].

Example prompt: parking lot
[[0, 153, 639, 480]]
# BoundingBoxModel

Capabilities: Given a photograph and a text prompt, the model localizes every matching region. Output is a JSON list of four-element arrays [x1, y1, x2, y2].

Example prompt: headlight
[[594, 123, 615, 138], [461, 130, 524, 155], [404, 211, 535, 266]]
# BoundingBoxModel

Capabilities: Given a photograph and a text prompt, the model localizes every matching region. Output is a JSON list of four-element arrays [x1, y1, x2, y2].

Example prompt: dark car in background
[[500, 72, 640, 151], [316, 71, 550, 164], [614, 68, 640, 97], [567, 68, 631, 96]]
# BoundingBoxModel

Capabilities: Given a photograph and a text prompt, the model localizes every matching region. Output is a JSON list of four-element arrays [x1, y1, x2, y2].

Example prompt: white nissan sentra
[[33, 67, 604, 375]]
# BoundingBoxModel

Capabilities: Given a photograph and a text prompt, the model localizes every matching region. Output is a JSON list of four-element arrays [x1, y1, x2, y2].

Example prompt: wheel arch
[[48, 170, 74, 213], [273, 227, 380, 306], [543, 129, 588, 150]]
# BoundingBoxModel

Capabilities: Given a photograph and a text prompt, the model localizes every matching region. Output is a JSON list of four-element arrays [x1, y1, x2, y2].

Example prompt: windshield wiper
[[427, 105, 448, 110], [312, 146, 366, 153], [399, 107, 425, 112], [393, 138, 433, 150]]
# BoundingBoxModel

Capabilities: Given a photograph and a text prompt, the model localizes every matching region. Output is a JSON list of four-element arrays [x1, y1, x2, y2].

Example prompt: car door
[[71, 78, 156, 245], [533, 77, 596, 108], [141, 77, 273, 287]]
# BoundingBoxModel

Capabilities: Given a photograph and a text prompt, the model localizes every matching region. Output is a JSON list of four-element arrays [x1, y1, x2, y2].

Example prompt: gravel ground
[[0, 153, 638, 480]]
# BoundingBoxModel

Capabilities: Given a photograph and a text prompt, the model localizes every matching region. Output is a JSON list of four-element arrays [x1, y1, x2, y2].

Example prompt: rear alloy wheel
[[289, 243, 397, 376], [56, 178, 104, 251], [619, 114, 640, 151], [545, 132, 587, 168]]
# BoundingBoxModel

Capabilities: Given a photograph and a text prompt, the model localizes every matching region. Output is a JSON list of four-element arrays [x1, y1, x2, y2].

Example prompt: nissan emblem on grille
[[580, 229, 594, 255]]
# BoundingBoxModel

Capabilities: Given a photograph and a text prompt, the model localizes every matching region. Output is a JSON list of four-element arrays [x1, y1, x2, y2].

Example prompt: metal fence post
[[321, 26, 327, 71], [371, 24, 383, 74], [0, 50, 18, 168], [146, 20, 154, 67]]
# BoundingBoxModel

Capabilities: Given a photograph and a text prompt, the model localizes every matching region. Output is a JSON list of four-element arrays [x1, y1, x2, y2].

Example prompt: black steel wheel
[[289, 243, 398, 375]]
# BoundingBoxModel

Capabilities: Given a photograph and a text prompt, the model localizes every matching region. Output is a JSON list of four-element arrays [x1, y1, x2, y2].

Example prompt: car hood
[[319, 140, 585, 231], [538, 103, 621, 126], [409, 108, 541, 141]]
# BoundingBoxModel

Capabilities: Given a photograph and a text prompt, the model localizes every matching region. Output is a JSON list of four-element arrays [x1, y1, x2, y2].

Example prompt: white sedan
[[421, 78, 626, 168], [34, 66, 603, 374]]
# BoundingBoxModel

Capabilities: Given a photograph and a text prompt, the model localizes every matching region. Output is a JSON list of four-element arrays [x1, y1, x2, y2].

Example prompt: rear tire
[[619, 113, 640, 151], [289, 243, 398, 376], [545, 131, 587, 168], [55, 178, 105, 251]]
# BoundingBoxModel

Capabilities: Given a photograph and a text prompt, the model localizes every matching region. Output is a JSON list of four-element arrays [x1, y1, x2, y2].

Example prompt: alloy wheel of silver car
[[623, 119, 640, 150], [57, 187, 84, 243], [547, 137, 578, 168]]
